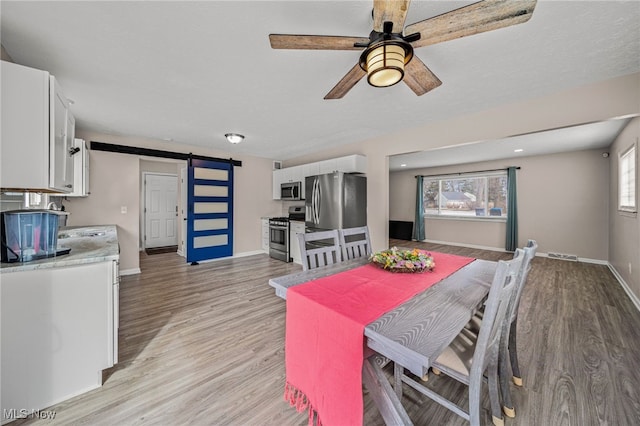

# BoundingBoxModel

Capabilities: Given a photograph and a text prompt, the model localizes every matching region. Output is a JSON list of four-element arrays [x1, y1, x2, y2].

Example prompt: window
[[619, 144, 637, 212], [423, 171, 508, 218]]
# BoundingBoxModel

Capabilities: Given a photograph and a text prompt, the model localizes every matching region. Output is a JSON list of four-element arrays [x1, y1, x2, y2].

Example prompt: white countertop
[[0, 225, 119, 273]]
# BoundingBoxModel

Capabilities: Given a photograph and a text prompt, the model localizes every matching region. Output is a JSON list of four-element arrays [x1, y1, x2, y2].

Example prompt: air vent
[[548, 252, 578, 261]]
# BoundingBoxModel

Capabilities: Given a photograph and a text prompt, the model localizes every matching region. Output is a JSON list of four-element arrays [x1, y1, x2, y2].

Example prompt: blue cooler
[[1, 210, 61, 263]]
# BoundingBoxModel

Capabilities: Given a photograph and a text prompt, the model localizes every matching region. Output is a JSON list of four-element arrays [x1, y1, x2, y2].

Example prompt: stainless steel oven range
[[269, 206, 305, 262], [268, 217, 290, 262]]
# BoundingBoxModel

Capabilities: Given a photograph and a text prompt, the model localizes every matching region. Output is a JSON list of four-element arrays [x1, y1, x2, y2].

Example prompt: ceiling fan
[[269, 0, 537, 99]]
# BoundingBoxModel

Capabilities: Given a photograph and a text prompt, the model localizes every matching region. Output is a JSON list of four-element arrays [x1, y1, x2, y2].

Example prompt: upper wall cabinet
[[273, 154, 367, 200], [1, 61, 76, 193], [66, 138, 90, 197]]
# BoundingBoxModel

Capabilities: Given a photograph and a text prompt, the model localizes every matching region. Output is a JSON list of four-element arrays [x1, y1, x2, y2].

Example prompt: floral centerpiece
[[369, 247, 435, 273]]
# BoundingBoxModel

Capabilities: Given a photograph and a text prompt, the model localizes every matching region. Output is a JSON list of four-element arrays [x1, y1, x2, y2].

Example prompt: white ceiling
[[389, 115, 636, 170], [1, 1, 639, 164]]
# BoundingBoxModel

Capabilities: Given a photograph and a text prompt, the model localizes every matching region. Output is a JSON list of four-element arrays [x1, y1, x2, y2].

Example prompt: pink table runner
[[284, 251, 474, 425]]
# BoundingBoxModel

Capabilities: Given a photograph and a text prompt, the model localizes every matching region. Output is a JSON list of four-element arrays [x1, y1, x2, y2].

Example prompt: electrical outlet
[[629, 262, 633, 275], [121, 206, 127, 214]]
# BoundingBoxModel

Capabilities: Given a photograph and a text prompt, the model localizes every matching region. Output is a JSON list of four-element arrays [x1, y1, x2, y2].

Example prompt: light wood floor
[[13, 241, 640, 425]]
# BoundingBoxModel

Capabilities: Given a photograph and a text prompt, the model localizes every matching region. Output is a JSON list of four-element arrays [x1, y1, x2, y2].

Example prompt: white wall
[[390, 149, 611, 260]]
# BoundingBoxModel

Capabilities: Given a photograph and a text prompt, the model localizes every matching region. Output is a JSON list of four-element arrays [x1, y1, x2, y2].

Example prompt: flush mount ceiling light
[[225, 133, 244, 144]]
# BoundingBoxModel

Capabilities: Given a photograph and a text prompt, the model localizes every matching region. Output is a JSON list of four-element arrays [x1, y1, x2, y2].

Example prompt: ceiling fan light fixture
[[359, 36, 414, 88], [225, 133, 244, 144], [366, 43, 405, 87]]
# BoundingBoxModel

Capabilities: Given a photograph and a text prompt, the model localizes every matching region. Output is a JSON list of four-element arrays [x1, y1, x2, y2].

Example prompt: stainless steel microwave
[[281, 181, 302, 200]]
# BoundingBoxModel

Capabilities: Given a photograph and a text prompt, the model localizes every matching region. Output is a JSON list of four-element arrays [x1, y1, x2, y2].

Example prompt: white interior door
[[144, 173, 178, 248]]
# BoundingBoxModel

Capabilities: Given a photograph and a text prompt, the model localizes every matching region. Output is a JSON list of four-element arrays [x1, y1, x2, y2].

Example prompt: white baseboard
[[536, 252, 608, 265], [234, 250, 267, 258], [120, 268, 141, 276], [187, 250, 267, 264], [125, 250, 264, 271], [577, 257, 609, 265], [608, 263, 640, 312], [421, 240, 611, 266], [422, 239, 507, 253]]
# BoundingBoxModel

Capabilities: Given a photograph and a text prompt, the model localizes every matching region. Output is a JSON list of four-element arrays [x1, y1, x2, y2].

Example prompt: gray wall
[[608, 116, 639, 301], [390, 148, 611, 261], [286, 72, 639, 256], [65, 130, 283, 273]]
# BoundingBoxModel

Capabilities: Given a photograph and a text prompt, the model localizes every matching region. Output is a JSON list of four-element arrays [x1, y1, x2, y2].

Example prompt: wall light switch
[[121, 206, 127, 214]]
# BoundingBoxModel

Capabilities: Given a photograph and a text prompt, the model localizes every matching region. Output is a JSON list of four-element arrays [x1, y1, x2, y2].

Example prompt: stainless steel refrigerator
[[305, 172, 367, 232]]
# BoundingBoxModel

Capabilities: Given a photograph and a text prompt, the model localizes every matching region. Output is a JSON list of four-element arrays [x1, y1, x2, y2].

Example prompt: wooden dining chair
[[297, 230, 342, 271], [498, 239, 538, 418], [394, 253, 525, 426], [338, 226, 372, 261], [458, 240, 538, 423]]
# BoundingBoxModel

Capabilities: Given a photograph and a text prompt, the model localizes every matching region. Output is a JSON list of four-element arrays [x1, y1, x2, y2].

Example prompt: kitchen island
[[1, 225, 120, 424]]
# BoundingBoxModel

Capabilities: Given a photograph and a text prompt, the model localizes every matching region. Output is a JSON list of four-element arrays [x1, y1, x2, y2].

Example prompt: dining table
[[269, 252, 498, 425]]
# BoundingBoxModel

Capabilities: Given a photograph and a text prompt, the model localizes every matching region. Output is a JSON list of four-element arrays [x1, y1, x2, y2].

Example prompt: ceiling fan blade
[[373, 0, 412, 33], [403, 57, 442, 96], [269, 34, 369, 50], [405, 0, 537, 49], [324, 64, 367, 99]]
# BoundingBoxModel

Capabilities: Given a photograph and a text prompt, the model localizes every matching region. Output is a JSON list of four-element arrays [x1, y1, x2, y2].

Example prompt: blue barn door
[[187, 159, 234, 263]]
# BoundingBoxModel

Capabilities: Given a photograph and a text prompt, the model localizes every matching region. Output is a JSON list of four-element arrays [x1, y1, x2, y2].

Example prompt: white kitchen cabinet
[[300, 163, 319, 199], [0, 61, 75, 193], [302, 162, 320, 178], [273, 166, 305, 199], [290, 221, 306, 265], [1, 260, 116, 416], [50, 81, 76, 192], [289, 166, 305, 186], [112, 259, 119, 365], [272, 172, 281, 200], [67, 138, 90, 197], [272, 155, 366, 199], [272, 168, 293, 199], [63, 102, 76, 187], [261, 218, 270, 252], [336, 154, 367, 173], [318, 158, 338, 174], [277, 166, 304, 184], [318, 155, 367, 174]]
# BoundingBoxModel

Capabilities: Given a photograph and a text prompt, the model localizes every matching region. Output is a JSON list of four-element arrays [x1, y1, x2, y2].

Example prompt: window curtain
[[413, 176, 426, 241], [505, 167, 518, 251]]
